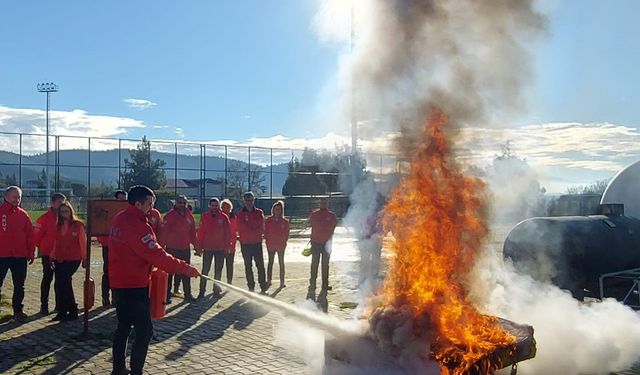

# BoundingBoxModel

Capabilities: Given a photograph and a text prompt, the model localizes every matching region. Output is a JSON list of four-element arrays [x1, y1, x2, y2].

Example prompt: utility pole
[[37, 82, 59, 200], [350, 5, 359, 192]]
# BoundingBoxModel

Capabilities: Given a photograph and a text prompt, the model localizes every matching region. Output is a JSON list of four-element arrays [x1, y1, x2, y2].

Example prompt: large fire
[[372, 108, 516, 374]]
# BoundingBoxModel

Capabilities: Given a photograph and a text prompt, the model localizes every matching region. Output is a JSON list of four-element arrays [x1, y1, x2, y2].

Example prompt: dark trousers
[[199, 250, 225, 294], [267, 250, 285, 286], [53, 260, 80, 315], [0, 257, 28, 313], [225, 252, 235, 284], [41, 255, 56, 309], [101, 246, 111, 301], [309, 242, 330, 291], [240, 243, 266, 292], [166, 248, 191, 298], [112, 287, 153, 375]]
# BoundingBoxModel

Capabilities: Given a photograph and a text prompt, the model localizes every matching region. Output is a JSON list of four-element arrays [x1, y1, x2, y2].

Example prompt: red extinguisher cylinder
[[84, 277, 95, 310], [149, 268, 168, 320]]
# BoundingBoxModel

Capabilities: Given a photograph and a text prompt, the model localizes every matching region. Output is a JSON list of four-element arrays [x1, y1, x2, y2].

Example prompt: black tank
[[503, 214, 640, 299]]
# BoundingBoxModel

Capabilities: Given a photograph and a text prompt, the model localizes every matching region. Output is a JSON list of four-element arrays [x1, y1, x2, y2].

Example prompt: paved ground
[[0, 244, 368, 375]]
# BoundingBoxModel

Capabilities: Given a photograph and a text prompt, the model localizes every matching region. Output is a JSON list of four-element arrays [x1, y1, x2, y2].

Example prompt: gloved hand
[[185, 265, 200, 278]]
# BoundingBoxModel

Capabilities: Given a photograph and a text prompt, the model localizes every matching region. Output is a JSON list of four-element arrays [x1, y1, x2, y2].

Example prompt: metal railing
[[0, 132, 399, 216]]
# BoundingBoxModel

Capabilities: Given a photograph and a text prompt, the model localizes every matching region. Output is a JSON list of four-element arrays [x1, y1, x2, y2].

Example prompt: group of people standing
[[0, 183, 340, 375], [0, 187, 87, 323]]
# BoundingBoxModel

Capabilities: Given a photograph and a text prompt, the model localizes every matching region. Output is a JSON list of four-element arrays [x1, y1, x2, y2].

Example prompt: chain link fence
[[0, 132, 399, 218]]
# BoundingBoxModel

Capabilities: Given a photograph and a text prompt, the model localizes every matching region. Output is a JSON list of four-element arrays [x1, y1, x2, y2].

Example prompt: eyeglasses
[[244, 198, 254, 201]]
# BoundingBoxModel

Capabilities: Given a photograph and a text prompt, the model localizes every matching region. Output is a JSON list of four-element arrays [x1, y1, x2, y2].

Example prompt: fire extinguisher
[[84, 277, 95, 310], [149, 267, 168, 320]]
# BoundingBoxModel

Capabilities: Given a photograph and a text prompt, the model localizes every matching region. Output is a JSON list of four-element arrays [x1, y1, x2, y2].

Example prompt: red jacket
[[196, 211, 230, 251], [264, 216, 290, 251], [108, 205, 195, 289], [96, 235, 109, 246], [33, 208, 57, 256], [158, 208, 196, 250], [0, 201, 35, 259], [227, 214, 238, 253], [51, 221, 87, 262], [309, 208, 337, 244], [147, 208, 162, 235], [236, 207, 264, 245]]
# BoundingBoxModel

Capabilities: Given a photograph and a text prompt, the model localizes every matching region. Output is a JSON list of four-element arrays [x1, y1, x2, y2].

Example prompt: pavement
[[0, 243, 368, 375]]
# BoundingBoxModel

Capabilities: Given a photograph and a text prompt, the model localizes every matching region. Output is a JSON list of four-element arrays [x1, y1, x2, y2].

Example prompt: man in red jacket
[[0, 186, 35, 323], [96, 189, 127, 308], [109, 185, 200, 375], [237, 191, 267, 293], [196, 197, 230, 298], [158, 195, 197, 303], [307, 197, 337, 302], [32, 192, 66, 315]]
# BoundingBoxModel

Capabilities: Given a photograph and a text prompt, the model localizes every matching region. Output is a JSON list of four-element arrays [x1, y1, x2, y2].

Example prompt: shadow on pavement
[[164, 297, 269, 361], [0, 307, 117, 374]]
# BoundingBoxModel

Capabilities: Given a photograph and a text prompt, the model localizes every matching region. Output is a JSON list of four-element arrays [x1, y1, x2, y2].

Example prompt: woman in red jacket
[[264, 200, 290, 288], [221, 199, 237, 284], [50, 201, 86, 321]]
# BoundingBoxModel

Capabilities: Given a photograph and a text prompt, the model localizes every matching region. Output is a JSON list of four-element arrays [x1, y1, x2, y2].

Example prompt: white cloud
[[0, 105, 145, 153], [123, 98, 157, 109]]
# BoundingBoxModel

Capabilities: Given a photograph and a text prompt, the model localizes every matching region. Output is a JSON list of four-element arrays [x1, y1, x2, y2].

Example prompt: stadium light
[[37, 82, 59, 200]]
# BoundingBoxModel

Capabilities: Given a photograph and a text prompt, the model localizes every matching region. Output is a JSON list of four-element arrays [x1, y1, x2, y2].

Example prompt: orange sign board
[[87, 199, 129, 236]]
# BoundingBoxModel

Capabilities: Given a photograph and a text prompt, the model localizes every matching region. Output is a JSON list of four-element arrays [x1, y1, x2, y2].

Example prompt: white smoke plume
[[470, 251, 640, 375]]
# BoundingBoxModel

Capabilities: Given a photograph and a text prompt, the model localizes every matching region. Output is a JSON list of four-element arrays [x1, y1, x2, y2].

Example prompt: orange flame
[[379, 108, 515, 374]]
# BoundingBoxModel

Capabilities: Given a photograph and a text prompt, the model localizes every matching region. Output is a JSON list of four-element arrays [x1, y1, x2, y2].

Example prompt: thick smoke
[[317, 0, 544, 296], [315, 0, 544, 145], [469, 250, 640, 375]]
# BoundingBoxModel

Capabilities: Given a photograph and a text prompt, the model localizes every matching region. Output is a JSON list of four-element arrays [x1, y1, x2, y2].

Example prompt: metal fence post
[[224, 146, 228, 197], [118, 139, 122, 189], [174, 142, 178, 197], [88, 137, 92, 201], [270, 148, 273, 199], [18, 134, 22, 186]]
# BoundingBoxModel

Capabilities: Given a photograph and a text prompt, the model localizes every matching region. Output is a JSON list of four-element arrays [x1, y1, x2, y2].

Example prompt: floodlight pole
[[350, 6, 359, 191], [37, 82, 59, 200]]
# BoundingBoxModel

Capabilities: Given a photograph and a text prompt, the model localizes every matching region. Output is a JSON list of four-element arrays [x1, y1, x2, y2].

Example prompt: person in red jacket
[[109, 185, 199, 375], [96, 189, 127, 308], [0, 186, 35, 323], [237, 191, 267, 293], [221, 198, 237, 284], [158, 195, 197, 303], [33, 192, 66, 315], [264, 200, 290, 289], [196, 197, 230, 298], [307, 197, 337, 301], [50, 201, 86, 322]]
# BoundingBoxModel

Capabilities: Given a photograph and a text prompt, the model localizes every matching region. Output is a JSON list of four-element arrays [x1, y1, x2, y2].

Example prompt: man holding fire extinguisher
[[109, 185, 200, 375]]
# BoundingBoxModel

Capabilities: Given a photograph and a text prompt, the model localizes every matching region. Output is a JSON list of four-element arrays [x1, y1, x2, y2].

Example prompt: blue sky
[[0, 1, 338, 140], [0, 1, 639, 192]]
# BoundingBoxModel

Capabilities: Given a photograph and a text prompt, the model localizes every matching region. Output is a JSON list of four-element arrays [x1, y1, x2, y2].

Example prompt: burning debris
[[365, 109, 535, 374]]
